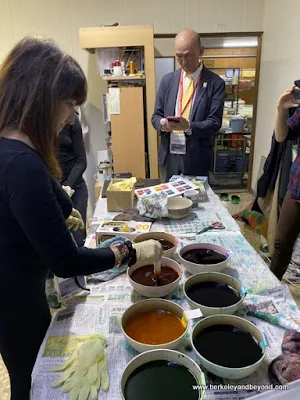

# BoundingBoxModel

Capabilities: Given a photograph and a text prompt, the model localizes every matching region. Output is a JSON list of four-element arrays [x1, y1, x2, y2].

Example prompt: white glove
[[66, 208, 84, 231], [132, 239, 163, 267], [51, 334, 109, 400], [62, 185, 75, 197]]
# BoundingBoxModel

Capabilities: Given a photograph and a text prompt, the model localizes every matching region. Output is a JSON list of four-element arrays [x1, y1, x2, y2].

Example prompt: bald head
[[175, 29, 204, 73], [175, 29, 202, 49]]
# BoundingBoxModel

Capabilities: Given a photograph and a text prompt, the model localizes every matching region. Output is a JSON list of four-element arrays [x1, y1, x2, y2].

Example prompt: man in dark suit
[[152, 29, 225, 182]]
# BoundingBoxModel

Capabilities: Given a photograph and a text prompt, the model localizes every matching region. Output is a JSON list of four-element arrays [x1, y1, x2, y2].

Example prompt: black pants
[[270, 191, 300, 280], [161, 150, 213, 183], [0, 304, 51, 400], [70, 178, 88, 247]]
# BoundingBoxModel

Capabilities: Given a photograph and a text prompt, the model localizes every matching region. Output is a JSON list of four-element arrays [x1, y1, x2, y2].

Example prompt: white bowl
[[121, 298, 188, 353], [191, 315, 267, 379], [127, 257, 182, 298], [132, 232, 179, 259], [184, 272, 247, 316], [120, 349, 206, 400], [167, 197, 193, 219], [179, 243, 230, 274]]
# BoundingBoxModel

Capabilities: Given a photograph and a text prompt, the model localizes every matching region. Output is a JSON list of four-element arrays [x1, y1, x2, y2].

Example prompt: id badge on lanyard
[[170, 70, 202, 155]]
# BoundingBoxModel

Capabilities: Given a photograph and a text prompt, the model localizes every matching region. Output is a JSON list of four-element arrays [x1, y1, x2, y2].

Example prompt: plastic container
[[231, 116, 244, 133], [216, 150, 230, 172], [236, 154, 249, 172]]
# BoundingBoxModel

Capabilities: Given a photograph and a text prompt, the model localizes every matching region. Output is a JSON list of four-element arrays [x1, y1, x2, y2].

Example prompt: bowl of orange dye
[[121, 299, 189, 353]]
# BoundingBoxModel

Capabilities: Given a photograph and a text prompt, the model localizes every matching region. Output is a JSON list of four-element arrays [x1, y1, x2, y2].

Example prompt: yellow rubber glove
[[51, 334, 109, 400], [132, 239, 163, 267], [66, 208, 84, 231]]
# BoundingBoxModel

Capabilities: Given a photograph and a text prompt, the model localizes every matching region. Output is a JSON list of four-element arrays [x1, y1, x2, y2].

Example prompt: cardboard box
[[96, 220, 152, 245], [106, 179, 135, 212], [95, 181, 102, 201]]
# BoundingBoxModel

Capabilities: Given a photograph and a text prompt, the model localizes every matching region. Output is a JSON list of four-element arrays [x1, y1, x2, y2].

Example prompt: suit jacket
[[152, 66, 225, 174]]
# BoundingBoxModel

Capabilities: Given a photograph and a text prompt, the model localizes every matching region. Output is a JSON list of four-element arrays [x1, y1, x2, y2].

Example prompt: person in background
[[270, 85, 300, 280], [152, 29, 225, 182], [59, 113, 88, 246], [0, 36, 162, 400], [45, 113, 88, 308]]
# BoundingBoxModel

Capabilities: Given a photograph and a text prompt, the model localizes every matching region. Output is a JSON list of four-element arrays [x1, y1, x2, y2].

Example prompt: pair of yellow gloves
[[51, 334, 109, 400]]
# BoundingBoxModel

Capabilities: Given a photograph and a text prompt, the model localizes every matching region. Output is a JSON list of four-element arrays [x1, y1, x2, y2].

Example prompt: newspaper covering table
[[31, 187, 300, 400]]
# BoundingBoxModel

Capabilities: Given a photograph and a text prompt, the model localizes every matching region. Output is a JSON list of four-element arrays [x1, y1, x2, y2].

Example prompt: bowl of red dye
[[127, 257, 182, 298], [132, 232, 179, 259], [179, 243, 230, 275]]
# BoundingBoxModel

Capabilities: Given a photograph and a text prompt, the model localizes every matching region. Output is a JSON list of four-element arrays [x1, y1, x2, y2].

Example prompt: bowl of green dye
[[121, 349, 206, 400]]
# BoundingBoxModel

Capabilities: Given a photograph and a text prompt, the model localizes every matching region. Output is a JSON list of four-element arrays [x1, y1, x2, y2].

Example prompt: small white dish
[[167, 197, 193, 219]]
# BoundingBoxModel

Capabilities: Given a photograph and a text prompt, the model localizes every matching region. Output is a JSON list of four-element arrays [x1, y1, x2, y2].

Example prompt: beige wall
[[252, 0, 300, 189], [1, 0, 265, 64]]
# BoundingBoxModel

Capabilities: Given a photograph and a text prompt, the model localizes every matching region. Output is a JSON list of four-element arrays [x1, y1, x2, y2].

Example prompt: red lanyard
[[178, 69, 202, 116]]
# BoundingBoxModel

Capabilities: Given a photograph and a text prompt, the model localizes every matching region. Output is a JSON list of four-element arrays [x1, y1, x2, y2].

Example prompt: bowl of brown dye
[[132, 232, 178, 258], [127, 257, 182, 298], [178, 243, 230, 275], [121, 299, 188, 352]]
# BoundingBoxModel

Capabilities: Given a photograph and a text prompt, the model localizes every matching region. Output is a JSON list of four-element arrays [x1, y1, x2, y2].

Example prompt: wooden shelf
[[102, 75, 145, 81]]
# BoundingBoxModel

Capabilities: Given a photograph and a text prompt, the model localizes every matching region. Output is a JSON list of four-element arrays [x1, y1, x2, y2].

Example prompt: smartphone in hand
[[167, 116, 181, 123]]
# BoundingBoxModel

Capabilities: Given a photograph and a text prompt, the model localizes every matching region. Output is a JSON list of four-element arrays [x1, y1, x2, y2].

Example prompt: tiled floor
[[1, 192, 300, 399]]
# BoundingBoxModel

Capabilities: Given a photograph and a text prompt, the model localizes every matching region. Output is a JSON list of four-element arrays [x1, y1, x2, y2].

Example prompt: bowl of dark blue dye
[[184, 272, 247, 316], [121, 349, 206, 400], [191, 315, 267, 379]]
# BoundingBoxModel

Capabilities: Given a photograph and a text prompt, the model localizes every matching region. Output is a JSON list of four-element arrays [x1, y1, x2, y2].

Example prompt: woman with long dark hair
[[0, 37, 161, 399]]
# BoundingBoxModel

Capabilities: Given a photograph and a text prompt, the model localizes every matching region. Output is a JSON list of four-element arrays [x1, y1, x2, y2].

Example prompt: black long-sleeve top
[[57, 115, 87, 188], [0, 138, 114, 314]]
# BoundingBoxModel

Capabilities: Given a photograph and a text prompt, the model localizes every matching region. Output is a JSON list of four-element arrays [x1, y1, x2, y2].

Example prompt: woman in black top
[[0, 37, 162, 400]]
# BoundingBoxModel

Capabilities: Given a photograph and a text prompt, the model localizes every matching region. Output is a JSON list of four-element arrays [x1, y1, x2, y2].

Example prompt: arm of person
[[151, 75, 172, 135], [275, 87, 300, 143], [6, 153, 115, 278], [187, 79, 225, 139], [63, 116, 87, 189]]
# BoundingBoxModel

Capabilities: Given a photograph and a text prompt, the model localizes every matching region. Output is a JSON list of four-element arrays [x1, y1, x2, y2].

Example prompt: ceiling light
[[223, 40, 258, 48]]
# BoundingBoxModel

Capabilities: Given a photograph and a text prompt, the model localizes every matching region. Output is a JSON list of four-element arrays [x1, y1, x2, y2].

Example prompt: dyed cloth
[[269, 330, 300, 385]]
